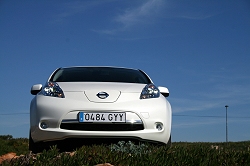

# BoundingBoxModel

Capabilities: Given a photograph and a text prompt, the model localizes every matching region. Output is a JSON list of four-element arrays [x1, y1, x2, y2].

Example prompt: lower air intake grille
[[60, 123, 144, 131]]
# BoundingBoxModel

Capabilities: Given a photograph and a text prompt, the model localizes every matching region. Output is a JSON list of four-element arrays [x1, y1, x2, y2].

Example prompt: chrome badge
[[96, 92, 109, 99]]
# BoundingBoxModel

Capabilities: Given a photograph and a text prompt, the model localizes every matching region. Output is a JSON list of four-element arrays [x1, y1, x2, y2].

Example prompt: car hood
[[57, 82, 145, 103]]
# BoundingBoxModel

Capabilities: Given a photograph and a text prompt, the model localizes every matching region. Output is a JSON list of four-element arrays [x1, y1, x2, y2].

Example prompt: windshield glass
[[50, 67, 151, 84]]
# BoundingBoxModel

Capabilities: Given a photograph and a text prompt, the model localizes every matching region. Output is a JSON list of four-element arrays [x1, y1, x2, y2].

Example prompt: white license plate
[[79, 112, 126, 123]]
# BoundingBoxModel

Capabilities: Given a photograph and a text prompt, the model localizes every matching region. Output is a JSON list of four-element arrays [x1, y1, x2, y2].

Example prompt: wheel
[[166, 135, 172, 147], [29, 131, 43, 153]]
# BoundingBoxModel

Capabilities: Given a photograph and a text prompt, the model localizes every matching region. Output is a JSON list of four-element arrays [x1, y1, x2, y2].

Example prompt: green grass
[[0, 135, 250, 166]]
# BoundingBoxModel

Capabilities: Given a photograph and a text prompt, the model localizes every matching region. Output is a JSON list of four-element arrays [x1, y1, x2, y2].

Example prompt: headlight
[[140, 84, 160, 99], [41, 82, 65, 98]]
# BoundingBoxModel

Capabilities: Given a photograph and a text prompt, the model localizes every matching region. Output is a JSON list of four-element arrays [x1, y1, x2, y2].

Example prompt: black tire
[[166, 135, 172, 147], [29, 131, 43, 153]]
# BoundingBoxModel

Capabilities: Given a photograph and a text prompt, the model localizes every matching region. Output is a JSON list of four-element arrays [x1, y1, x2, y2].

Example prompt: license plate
[[79, 112, 126, 123]]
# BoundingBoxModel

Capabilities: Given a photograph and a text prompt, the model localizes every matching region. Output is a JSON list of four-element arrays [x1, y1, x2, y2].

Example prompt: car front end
[[29, 67, 172, 152]]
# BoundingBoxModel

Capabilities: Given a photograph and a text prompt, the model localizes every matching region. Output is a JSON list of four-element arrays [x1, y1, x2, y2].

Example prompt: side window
[[52, 69, 64, 81]]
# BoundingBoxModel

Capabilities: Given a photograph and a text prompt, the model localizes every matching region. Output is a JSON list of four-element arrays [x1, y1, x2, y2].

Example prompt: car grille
[[60, 123, 144, 131]]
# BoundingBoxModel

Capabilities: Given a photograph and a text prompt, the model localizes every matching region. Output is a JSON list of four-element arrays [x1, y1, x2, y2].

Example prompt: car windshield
[[50, 67, 151, 84]]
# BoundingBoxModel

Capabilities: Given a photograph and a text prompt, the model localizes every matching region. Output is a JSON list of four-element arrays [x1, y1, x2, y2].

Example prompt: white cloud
[[173, 118, 224, 128], [114, 0, 164, 28], [94, 0, 165, 35], [0, 114, 29, 127], [170, 97, 224, 113], [53, 0, 114, 23], [170, 67, 250, 114], [164, 0, 223, 20]]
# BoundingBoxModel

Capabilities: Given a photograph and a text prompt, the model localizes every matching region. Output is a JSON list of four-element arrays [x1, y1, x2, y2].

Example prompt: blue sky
[[0, 0, 249, 142]]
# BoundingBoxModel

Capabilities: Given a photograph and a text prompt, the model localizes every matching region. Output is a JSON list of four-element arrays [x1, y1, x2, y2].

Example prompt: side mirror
[[158, 86, 169, 97], [31, 84, 43, 95]]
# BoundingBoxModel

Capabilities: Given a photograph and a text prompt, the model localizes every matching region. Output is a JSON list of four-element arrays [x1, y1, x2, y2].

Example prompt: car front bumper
[[30, 92, 172, 144]]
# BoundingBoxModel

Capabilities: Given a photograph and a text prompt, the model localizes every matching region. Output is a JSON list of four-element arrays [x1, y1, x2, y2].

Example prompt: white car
[[29, 66, 172, 152]]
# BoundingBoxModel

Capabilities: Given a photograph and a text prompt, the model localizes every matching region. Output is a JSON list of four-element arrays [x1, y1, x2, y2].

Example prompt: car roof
[[60, 66, 140, 71]]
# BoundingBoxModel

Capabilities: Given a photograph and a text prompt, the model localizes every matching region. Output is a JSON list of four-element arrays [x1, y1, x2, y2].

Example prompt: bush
[[0, 135, 29, 156], [1, 135, 250, 166]]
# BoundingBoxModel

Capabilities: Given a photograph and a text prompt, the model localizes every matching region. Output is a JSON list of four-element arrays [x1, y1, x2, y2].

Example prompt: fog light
[[40, 122, 48, 129], [155, 122, 163, 131]]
